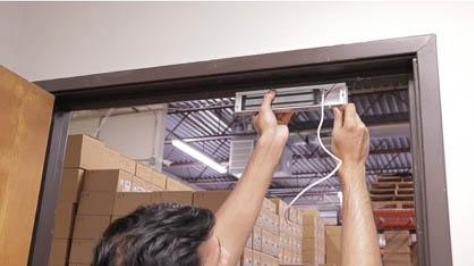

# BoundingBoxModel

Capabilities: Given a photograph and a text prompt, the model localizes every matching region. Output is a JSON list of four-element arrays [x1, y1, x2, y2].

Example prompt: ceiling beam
[[164, 112, 409, 143], [165, 147, 410, 169], [180, 166, 411, 186]]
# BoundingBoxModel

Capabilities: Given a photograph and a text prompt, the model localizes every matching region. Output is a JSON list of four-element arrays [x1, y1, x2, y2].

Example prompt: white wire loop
[[284, 90, 342, 221]]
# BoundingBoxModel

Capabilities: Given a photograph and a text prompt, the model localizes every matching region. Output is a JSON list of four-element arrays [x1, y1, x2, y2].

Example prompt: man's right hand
[[331, 104, 369, 178], [252, 90, 293, 145], [332, 104, 383, 266]]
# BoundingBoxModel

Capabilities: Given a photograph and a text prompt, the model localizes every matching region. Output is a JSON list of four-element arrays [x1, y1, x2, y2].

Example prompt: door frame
[[30, 34, 451, 266]]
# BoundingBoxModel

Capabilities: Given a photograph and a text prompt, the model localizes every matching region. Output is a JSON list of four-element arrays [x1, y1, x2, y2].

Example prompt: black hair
[[92, 203, 215, 266]]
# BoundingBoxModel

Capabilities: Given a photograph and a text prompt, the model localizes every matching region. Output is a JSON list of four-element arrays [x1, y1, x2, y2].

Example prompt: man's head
[[92, 203, 229, 266]]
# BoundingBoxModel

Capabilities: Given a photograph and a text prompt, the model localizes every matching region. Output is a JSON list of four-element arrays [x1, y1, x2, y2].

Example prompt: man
[[92, 91, 382, 266]]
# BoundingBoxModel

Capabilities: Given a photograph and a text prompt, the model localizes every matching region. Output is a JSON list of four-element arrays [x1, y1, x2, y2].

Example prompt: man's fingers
[[333, 107, 342, 129], [261, 90, 276, 111], [343, 103, 357, 128]]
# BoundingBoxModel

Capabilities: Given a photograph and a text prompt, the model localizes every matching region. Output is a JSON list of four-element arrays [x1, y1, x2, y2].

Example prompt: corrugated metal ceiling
[[162, 75, 412, 209]]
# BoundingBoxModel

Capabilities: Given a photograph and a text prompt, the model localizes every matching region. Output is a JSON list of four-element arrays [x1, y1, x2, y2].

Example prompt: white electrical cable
[[93, 108, 114, 138], [284, 90, 342, 220]]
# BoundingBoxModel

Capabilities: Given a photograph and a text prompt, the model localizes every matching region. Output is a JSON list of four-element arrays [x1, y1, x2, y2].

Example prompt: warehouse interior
[[61, 73, 417, 265], [6, 3, 471, 266]]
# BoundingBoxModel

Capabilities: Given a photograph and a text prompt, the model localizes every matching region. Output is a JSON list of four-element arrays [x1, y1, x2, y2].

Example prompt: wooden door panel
[[0, 66, 54, 266]]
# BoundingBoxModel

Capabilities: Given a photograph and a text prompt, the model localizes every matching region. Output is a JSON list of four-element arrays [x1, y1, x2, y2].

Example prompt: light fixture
[[171, 140, 227, 174]]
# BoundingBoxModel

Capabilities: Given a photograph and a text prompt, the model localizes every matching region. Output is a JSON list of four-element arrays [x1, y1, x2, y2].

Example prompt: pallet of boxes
[[49, 134, 308, 266], [301, 209, 325, 266], [383, 230, 413, 266], [270, 199, 304, 265], [193, 191, 281, 266], [49, 134, 194, 266], [370, 175, 417, 266]]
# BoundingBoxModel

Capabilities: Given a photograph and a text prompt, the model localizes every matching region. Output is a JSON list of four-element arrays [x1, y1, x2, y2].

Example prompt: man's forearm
[[340, 165, 382, 266], [214, 131, 285, 265]]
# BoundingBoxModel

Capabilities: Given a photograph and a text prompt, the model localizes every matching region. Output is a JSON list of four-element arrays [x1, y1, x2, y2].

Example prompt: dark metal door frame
[[29, 34, 451, 266]]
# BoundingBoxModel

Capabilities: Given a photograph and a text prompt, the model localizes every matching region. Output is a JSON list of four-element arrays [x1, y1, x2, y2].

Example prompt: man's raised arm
[[332, 104, 382, 266], [213, 91, 293, 266]]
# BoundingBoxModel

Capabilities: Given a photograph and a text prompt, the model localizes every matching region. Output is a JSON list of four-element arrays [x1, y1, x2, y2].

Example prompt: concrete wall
[[2, 2, 473, 265]]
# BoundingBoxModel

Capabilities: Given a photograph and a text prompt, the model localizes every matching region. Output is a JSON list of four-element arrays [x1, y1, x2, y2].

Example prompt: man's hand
[[332, 104, 382, 266], [211, 90, 294, 266], [331, 103, 369, 177], [253, 90, 293, 145]]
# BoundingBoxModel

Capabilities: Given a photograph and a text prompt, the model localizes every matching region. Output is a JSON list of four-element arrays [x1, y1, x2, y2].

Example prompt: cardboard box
[[270, 233, 280, 257], [73, 215, 111, 239], [166, 177, 194, 191], [297, 210, 304, 226], [193, 191, 231, 212], [383, 252, 411, 266], [253, 226, 262, 251], [53, 203, 75, 238], [253, 250, 262, 266], [135, 163, 153, 182], [302, 248, 317, 264], [303, 237, 316, 251], [279, 216, 290, 235], [59, 168, 85, 203], [69, 240, 97, 264], [265, 210, 279, 235], [48, 239, 68, 266], [77, 192, 115, 216], [246, 231, 253, 249], [143, 181, 154, 192], [83, 169, 132, 192], [152, 191, 194, 205], [64, 134, 120, 170], [260, 253, 276, 266], [302, 209, 320, 227], [151, 170, 167, 189], [151, 183, 165, 192], [384, 230, 410, 253], [325, 226, 342, 265], [289, 207, 300, 224], [132, 176, 147, 192], [119, 155, 136, 174], [113, 192, 153, 216], [270, 198, 288, 216], [262, 230, 273, 255], [241, 248, 253, 266], [271, 257, 279, 266], [262, 198, 277, 214], [411, 243, 418, 266]]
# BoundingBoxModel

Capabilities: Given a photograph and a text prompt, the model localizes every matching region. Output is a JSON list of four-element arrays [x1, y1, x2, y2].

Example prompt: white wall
[[69, 107, 167, 171], [0, 2, 23, 72], [3, 2, 474, 265]]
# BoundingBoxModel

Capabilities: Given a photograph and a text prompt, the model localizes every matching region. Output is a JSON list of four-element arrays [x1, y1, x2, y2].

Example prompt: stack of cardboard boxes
[[325, 226, 342, 266], [49, 134, 194, 265], [50, 134, 327, 266], [48, 168, 84, 266], [68, 190, 198, 265], [193, 191, 280, 266], [49, 134, 121, 266], [271, 199, 304, 265], [302, 209, 325, 266], [383, 230, 411, 266]]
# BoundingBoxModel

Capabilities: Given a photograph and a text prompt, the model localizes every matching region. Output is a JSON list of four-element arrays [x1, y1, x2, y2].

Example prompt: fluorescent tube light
[[171, 140, 227, 174]]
